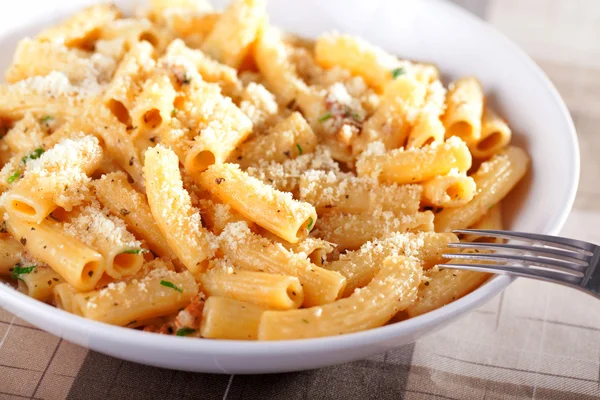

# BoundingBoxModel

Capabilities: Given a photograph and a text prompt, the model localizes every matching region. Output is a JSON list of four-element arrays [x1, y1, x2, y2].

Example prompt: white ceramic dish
[[0, 0, 578, 374]]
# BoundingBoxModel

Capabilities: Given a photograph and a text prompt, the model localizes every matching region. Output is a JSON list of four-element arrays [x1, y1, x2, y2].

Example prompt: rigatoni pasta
[[0, 0, 529, 340], [443, 77, 484, 143]]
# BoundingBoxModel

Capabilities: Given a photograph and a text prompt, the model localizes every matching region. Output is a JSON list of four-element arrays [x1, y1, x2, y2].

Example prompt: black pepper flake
[[0, 221, 6, 233], [424, 281, 430, 286], [325, 204, 335, 209], [129, 157, 134, 166], [47, 280, 52, 285], [30, 227, 35, 231], [292, 291, 296, 296], [120, 208, 131, 216], [88, 271, 93, 277], [215, 178, 225, 184], [114, 302, 119, 306], [20, 238, 27, 245], [43, 245, 47, 249], [283, 150, 291, 157], [236, 155, 243, 161], [345, 195, 349, 199], [53, 278, 59, 282], [168, 326, 174, 334], [149, 137, 156, 143]]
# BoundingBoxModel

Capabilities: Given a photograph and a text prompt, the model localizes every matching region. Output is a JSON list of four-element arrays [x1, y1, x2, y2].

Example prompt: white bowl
[[0, 0, 579, 373]]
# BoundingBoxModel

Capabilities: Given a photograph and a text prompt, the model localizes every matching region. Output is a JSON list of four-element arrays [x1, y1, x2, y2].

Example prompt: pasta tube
[[143, 145, 217, 273], [356, 137, 471, 184], [198, 163, 317, 243], [258, 256, 422, 340], [200, 267, 304, 309], [200, 297, 265, 340], [434, 146, 529, 232], [443, 77, 484, 143]]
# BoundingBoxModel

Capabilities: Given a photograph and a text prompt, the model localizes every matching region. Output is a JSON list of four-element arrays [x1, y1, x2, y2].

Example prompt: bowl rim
[[0, 0, 580, 357]]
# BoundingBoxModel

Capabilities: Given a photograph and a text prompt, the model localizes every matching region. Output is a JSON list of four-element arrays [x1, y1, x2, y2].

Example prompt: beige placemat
[[2, 0, 600, 398]]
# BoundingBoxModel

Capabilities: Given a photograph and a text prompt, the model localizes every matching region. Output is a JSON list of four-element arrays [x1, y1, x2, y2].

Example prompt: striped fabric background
[[2, 0, 600, 398]]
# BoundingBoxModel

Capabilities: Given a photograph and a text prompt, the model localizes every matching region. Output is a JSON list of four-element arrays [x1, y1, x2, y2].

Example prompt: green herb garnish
[[307, 217, 314, 231], [7, 170, 21, 183], [488, 204, 495, 210], [301, 318, 309, 324], [176, 327, 196, 336], [21, 148, 44, 165], [391, 67, 405, 79], [160, 280, 182, 293], [41, 116, 53, 125], [318, 112, 332, 122], [181, 73, 191, 85], [171, 109, 177, 117], [296, 144, 303, 155], [11, 264, 36, 282], [120, 249, 146, 255]]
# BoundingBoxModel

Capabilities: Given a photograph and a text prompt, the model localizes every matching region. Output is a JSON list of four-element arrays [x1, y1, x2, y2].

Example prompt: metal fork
[[441, 229, 600, 299]]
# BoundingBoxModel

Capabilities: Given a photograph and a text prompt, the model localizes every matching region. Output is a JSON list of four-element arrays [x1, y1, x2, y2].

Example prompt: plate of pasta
[[0, 0, 578, 373]]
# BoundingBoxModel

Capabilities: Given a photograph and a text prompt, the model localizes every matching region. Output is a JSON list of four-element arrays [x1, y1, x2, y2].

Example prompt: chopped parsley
[[11, 264, 36, 282], [318, 112, 332, 122], [40, 115, 53, 125], [7, 170, 21, 183], [488, 204, 495, 210], [391, 67, 406, 79], [171, 109, 178, 117], [181, 73, 191, 85], [160, 280, 182, 293], [301, 318, 310, 324], [21, 148, 44, 165], [307, 217, 314, 231], [176, 327, 196, 336], [296, 144, 303, 155], [120, 249, 146, 255]]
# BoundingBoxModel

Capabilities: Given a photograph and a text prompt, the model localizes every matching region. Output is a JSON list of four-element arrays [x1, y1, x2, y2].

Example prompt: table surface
[[2, 0, 600, 399]]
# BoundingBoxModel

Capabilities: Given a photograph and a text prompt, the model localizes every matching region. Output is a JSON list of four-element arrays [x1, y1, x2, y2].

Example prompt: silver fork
[[441, 229, 600, 299]]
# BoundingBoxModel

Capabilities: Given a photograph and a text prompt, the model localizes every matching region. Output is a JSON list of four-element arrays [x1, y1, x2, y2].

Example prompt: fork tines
[[440, 229, 597, 284]]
